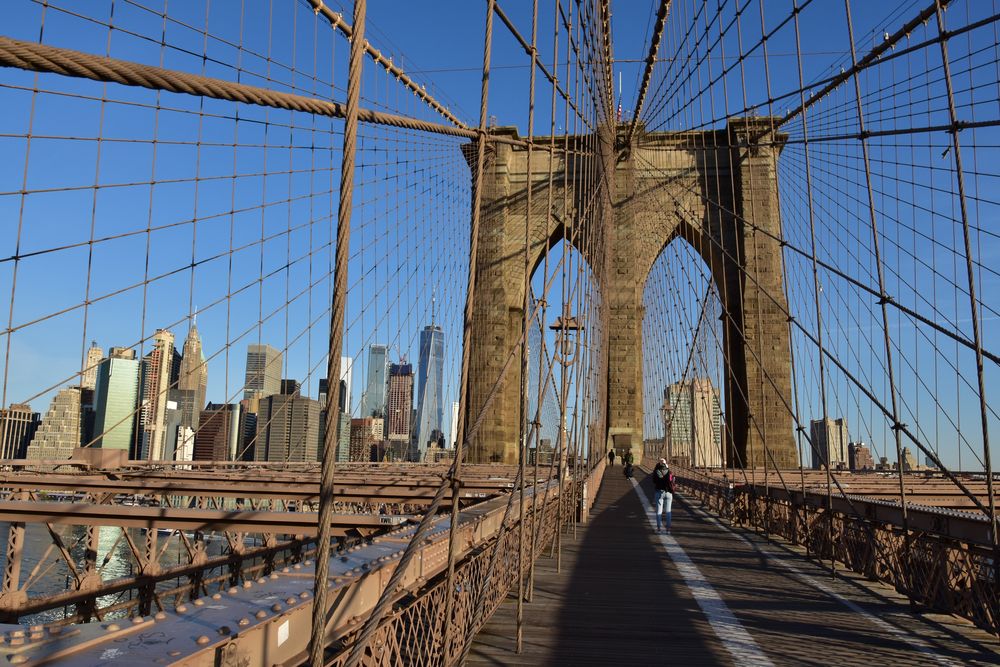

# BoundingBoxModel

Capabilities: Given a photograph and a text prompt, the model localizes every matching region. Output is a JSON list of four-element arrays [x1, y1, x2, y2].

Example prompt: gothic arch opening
[[642, 237, 730, 469], [525, 239, 602, 467]]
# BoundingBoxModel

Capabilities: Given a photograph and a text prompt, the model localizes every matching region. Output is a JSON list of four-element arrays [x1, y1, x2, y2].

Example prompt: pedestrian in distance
[[623, 459, 634, 479], [608, 449, 616, 467], [652, 458, 674, 533], [624, 450, 634, 466]]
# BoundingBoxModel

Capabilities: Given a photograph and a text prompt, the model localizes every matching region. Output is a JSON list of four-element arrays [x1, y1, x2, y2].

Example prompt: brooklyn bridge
[[0, 0, 996, 664]]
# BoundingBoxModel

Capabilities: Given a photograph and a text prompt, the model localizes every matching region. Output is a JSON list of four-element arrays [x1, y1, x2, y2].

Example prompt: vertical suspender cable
[[441, 0, 495, 660], [791, 0, 835, 577], [516, 0, 540, 654], [843, 0, 913, 595], [310, 1, 365, 665], [933, 0, 997, 558]]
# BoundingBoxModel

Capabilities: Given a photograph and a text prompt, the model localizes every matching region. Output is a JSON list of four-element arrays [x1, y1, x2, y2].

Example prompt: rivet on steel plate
[[299, 591, 310, 599], [271, 603, 282, 612], [176, 606, 188, 613], [242, 581, 253, 589], [196, 635, 210, 645], [285, 597, 296, 605], [255, 610, 267, 619], [105, 624, 120, 631], [217, 625, 232, 636], [228, 586, 239, 594], [256, 578, 266, 584], [155, 612, 167, 620], [131, 616, 145, 624], [193, 599, 205, 607], [238, 618, 250, 627], [212, 593, 222, 600]]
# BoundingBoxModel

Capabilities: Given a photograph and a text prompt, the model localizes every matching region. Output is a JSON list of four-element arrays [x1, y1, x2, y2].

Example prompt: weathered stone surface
[[464, 119, 797, 469]]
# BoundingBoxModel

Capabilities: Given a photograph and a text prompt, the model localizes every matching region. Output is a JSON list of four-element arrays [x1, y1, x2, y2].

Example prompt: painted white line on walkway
[[681, 497, 959, 667], [629, 478, 774, 667]]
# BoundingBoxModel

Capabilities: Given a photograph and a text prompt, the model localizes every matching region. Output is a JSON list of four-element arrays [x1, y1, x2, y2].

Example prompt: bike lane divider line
[[629, 477, 774, 667], [679, 495, 959, 667]]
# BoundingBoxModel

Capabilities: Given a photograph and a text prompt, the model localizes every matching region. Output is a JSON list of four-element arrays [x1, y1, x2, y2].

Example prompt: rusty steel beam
[[5, 474, 570, 665], [0, 500, 409, 535], [8, 537, 309, 621], [0, 473, 512, 504]]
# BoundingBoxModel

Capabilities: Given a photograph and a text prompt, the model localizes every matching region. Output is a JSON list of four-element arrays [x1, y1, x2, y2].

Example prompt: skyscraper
[[92, 347, 139, 451], [82, 341, 103, 390], [350, 417, 384, 462], [138, 330, 180, 460], [415, 324, 444, 461], [195, 403, 242, 461], [255, 392, 321, 463], [168, 388, 198, 434], [244, 344, 282, 400], [0, 404, 39, 459], [26, 387, 82, 460], [848, 441, 874, 471], [810, 417, 849, 470], [386, 363, 414, 459], [238, 398, 259, 461], [178, 323, 208, 428], [339, 356, 353, 413], [320, 361, 354, 461], [360, 344, 388, 419], [451, 401, 460, 448], [336, 411, 351, 461], [663, 379, 723, 467]]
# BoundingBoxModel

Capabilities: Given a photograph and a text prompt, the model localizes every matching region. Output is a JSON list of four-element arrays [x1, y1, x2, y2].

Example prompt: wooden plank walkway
[[467, 467, 1000, 666]]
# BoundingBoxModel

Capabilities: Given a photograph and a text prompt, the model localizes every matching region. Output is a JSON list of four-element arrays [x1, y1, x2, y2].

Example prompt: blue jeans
[[654, 490, 673, 531]]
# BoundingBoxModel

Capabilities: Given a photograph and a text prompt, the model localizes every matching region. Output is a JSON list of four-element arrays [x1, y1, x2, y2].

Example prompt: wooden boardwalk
[[467, 468, 1000, 666]]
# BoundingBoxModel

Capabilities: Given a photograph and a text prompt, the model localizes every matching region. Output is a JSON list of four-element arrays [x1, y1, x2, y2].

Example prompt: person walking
[[652, 458, 674, 533], [623, 459, 634, 479], [624, 450, 634, 466], [608, 449, 616, 467]]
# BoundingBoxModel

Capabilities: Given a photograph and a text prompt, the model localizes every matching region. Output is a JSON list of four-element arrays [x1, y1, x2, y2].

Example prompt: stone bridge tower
[[463, 118, 797, 470]]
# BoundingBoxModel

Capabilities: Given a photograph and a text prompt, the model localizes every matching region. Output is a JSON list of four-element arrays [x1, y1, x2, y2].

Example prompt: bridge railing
[[673, 468, 998, 637], [324, 457, 605, 665]]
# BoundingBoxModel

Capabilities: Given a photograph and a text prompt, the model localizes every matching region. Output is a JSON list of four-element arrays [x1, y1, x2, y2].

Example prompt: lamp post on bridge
[[550, 307, 581, 573]]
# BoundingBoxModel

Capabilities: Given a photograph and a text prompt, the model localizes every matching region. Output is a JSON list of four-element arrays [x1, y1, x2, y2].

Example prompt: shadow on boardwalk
[[467, 468, 1000, 666], [467, 469, 728, 665]]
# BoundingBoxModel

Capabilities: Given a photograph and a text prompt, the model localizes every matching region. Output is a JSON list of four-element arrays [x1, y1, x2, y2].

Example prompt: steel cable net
[[0, 0, 615, 661], [0, 0, 996, 661], [0, 0, 472, 629], [636, 0, 999, 637]]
